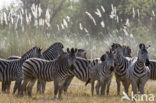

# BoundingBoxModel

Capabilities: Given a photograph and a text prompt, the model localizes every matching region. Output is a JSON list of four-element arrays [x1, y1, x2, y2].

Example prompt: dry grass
[[0, 77, 156, 103]]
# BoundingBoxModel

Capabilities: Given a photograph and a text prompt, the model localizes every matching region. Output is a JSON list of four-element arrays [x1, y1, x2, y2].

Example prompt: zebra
[[36, 42, 64, 94], [20, 48, 77, 99], [86, 50, 115, 96], [36, 43, 87, 94], [0, 47, 43, 95], [127, 43, 150, 94], [111, 43, 132, 95], [63, 55, 101, 93], [2, 56, 21, 93]]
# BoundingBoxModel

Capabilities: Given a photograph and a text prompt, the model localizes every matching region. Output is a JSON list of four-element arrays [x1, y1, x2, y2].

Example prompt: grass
[[0, 78, 156, 103]]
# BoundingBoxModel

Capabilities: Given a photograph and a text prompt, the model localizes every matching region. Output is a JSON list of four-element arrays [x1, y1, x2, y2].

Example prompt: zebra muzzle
[[145, 59, 150, 66], [110, 66, 114, 72], [70, 64, 76, 71]]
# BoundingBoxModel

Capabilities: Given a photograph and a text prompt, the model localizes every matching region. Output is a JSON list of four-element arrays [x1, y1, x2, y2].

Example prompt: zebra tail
[[85, 78, 91, 86]]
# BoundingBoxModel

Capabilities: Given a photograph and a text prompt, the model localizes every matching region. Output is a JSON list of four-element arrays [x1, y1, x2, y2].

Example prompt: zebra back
[[7, 56, 21, 60], [22, 48, 77, 81], [70, 57, 99, 81]]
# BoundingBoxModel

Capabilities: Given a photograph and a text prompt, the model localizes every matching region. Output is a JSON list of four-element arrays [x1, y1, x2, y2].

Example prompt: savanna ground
[[0, 77, 156, 103]]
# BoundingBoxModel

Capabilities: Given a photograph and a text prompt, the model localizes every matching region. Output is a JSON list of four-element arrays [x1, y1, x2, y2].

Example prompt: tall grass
[[0, 3, 155, 60]]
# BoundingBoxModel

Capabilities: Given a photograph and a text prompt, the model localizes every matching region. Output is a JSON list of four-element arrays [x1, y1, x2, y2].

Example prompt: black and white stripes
[[127, 43, 150, 94], [0, 47, 42, 95], [111, 43, 132, 95], [21, 48, 77, 99]]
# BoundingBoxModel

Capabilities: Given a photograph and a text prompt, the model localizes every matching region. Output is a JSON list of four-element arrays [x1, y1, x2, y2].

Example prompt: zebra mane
[[21, 46, 40, 58], [42, 42, 64, 55], [77, 49, 85, 52], [122, 45, 132, 53]]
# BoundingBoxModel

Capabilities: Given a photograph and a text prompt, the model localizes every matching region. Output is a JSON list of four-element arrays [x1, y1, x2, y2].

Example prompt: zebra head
[[111, 43, 124, 57], [111, 43, 132, 57], [122, 45, 132, 57], [50, 42, 64, 54], [138, 43, 150, 66], [101, 50, 115, 72], [76, 49, 87, 59], [67, 48, 78, 71], [21, 47, 43, 59]]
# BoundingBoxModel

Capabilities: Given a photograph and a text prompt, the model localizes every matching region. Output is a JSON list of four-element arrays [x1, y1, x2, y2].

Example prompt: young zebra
[[111, 43, 132, 95], [86, 50, 115, 96], [2, 56, 21, 93], [127, 43, 150, 94], [0, 47, 43, 95], [20, 48, 77, 99]]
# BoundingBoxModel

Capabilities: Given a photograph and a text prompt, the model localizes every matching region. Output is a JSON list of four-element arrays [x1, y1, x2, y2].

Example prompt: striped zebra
[[36, 42, 64, 94], [0, 47, 43, 95], [2, 56, 21, 93], [36, 43, 87, 94], [20, 48, 77, 99], [63, 56, 100, 93], [127, 43, 150, 94], [111, 43, 132, 95], [86, 50, 115, 96]]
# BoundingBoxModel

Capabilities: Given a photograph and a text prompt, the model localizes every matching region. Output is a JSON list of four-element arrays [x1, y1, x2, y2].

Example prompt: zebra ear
[[71, 48, 74, 53], [75, 48, 78, 53], [146, 45, 151, 49], [39, 48, 42, 52], [100, 54, 106, 61], [139, 43, 145, 49], [106, 51, 109, 55], [67, 48, 70, 53]]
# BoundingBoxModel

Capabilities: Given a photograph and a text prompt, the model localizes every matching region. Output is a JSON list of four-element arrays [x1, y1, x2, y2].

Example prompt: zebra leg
[[20, 80, 29, 96], [139, 80, 146, 94], [100, 81, 106, 96], [41, 81, 46, 94], [106, 80, 111, 96], [36, 80, 42, 94], [2, 81, 6, 92], [17, 80, 22, 96], [131, 80, 137, 94], [58, 84, 64, 100], [116, 79, 121, 96], [63, 76, 74, 92], [6, 81, 11, 93], [91, 80, 95, 96], [27, 79, 36, 97], [54, 80, 59, 99], [122, 80, 128, 95], [13, 81, 19, 95], [96, 81, 100, 96]]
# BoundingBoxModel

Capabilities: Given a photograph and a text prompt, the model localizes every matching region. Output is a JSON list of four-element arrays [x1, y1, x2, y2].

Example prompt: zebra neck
[[20, 54, 31, 63], [42, 48, 61, 60], [116, 54, 124, 66], [103, 65, 112, 74]]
